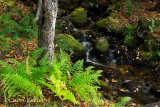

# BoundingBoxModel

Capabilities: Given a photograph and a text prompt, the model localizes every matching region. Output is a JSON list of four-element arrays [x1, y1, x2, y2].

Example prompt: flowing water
[[61, 15, 160, 105], [80, 30, 160, 105]]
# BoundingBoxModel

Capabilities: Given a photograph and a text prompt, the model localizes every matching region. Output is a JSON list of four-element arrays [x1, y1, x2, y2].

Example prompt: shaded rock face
[[82, 0, 109, 17], [58, 0, 81, 11], [149, 86, 160, 98], [143, 102, 160, 107], [69, 8, 87, 27], [95, 37, 109, 53], [121, 79, 139, 94]]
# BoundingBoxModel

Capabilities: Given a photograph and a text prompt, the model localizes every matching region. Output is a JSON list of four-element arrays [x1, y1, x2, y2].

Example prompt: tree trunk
[[38, 0, 58, 63], [155, 0, 160, 12]]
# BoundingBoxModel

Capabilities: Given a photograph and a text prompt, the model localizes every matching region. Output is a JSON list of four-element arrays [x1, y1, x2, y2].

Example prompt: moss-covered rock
[[98, 80, 110, 91], [124, 36, 137, 49], [95, 37, 109, 53], [69, 8, 87, 27], [55, 34, 85, 59], [72, 30, 84, 39], [96, 17, 123, 34], [96, 18, 108, 29]]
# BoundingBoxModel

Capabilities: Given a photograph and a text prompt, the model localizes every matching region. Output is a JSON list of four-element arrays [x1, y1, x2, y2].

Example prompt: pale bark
[[34, 0, 42, 22], [38, 0, 58, 63]]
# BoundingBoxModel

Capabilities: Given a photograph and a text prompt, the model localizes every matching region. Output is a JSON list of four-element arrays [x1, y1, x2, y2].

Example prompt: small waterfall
[[81, 41, 107, 67]]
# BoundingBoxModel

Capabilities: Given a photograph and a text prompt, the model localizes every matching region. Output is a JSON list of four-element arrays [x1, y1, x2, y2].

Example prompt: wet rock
[[95, 37, 109, 53], [143, 102, 160, 107], [103, 69, 117, 78], [69, 8, 87, 27], [57, 17, 77, 34], [54, 34, 85, 59], [149, 86, 160, 98], [121, 79, 139, 93]]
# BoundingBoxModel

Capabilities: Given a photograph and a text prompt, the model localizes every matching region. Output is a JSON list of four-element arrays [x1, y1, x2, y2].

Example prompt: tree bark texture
[[38, 0, 58, 63]]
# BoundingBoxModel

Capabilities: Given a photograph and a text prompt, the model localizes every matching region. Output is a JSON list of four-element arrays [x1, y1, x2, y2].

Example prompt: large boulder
[[69, 8, 87, 27], [96, 17, 123, 34], [54, 34, 85, 59], [95, 37, 109, 53]]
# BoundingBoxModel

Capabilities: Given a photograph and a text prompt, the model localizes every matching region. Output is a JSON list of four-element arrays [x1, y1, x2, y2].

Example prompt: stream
[[60, 13, 160, 105], [82, 38, 160, 105]]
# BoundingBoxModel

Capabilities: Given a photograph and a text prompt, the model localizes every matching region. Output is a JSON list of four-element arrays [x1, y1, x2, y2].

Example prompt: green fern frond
[[38, 52, 49, 66], [19, 16, 30, 28], [110, 97, 132, 107], [0, 13, 11, 23], [30, 47, 45, 60], [0, 56, 45, 99], [1, 73, 43, 99]]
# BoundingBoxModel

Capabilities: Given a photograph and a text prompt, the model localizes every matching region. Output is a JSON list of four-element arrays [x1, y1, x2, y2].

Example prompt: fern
[[0, 57, 44, 99], [0, 13, 38, 41], [71, 66, 103, 104], [0, 48, 104, 105], [110, 97, 132, 107], [39, 49, 104, 104], [149, 19, 155, 32]]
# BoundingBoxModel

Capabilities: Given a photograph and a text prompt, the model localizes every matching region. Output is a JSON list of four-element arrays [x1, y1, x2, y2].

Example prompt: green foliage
[[110, 97, 131, 107], [149, 19, 156, 32], [0, 48, 104, 104], [55, 16, 66, 34], [39, 49, 104, 104], [107, 4, 124, 15], [122, 25, 135, 37], [125, 0, 133, 15], [0, 13, 38, 42], [125, 0, 141, 15], [123, 25, 137, 48], [0, 58, 44, 99]]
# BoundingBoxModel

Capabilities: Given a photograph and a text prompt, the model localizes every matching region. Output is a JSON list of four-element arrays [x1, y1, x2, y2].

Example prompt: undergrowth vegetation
[[0, 48, 104, 105]]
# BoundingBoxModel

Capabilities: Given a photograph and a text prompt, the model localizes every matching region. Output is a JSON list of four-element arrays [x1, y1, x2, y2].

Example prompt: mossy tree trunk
[[37, 0, 58, 63], [155, 0, 160, 12]]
